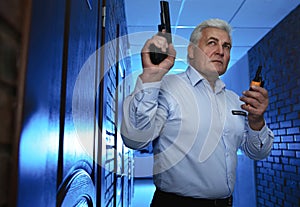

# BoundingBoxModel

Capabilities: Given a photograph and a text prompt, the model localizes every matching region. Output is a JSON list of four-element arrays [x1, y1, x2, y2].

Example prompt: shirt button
[[144, 89, 152, 95]]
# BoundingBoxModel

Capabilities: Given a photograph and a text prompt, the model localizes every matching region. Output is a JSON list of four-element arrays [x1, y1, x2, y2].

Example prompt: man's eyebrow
[[207, 36, 232, 47], [207, 37, 219, 41]]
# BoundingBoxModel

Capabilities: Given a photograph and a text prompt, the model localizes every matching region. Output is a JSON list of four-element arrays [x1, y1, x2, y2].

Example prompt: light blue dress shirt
[[121, 66, 274, 199]]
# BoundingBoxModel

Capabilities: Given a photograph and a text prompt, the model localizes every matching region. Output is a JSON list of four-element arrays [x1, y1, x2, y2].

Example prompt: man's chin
[[212, 63, 227, 75]]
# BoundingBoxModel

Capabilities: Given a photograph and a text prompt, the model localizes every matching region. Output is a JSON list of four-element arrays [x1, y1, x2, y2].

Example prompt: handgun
[[149, 1, 172, 65]]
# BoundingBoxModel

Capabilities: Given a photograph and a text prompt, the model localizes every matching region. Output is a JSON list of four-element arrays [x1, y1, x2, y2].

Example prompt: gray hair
[[189, 18, 232, 45]]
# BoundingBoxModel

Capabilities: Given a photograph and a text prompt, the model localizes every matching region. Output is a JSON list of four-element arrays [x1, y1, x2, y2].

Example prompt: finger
[[141, 51, 153, 68], [141, 38, 166, 66], [240, 91, 267, 109], [241, 103, 263, 116], [159, 44, 176, 68], [151, 35, 168, 52], [242, 90, 265, 104], [241, 103, 255, 113], [141, 39, 156, 67], [141, 38, 153, 53], [240, 92, 268, 115], [141, 36, 168, 53], [243, 91, 260, 104], [250, 85, 268, 99], [167, 43, 176, 58], [240, 96, 260, 109]]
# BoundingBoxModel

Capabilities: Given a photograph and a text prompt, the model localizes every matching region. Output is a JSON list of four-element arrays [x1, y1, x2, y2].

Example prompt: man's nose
[[216, 44, 224, 56]]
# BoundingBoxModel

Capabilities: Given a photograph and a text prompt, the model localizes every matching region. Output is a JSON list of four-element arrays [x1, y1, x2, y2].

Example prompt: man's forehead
[[201, 27, 231, 42]]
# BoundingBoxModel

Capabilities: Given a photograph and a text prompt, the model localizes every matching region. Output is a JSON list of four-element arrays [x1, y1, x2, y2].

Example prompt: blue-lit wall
[[224, 5, 300, 207], [248, 5, 300, 207], [16, 0, 134, 206]]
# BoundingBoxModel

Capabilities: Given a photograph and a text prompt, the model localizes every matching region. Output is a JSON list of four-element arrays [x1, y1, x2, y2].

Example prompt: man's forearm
[[120, 77, 163, 149]]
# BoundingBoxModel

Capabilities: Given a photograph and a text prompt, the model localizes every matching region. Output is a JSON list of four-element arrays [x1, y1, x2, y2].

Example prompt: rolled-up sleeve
[[241, 122, 274, 160]]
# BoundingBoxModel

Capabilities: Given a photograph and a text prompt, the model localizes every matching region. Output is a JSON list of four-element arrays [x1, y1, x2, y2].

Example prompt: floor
[[131, 178, 156, 207]]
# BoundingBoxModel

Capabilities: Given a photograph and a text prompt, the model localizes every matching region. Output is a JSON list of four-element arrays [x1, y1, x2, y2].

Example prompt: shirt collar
[[186, 65, 205, 86], [185, 65, 226, 93]]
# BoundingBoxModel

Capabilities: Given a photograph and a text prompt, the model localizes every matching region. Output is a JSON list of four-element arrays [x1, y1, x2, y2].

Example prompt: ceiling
[[124, 0, 299, 70]]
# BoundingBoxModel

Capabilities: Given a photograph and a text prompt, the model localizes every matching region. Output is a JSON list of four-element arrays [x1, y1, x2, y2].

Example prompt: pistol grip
[[149, 44, 168, 65]]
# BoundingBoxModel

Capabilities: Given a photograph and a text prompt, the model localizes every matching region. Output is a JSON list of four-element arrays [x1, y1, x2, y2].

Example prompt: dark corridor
[[0, 0, 299, 207]]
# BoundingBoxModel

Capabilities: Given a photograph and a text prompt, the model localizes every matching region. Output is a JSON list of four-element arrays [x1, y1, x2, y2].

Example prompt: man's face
[[189, 27, 231, 76]]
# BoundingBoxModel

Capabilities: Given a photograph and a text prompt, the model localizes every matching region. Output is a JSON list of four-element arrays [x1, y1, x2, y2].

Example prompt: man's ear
[[188, 44, 194, 60]]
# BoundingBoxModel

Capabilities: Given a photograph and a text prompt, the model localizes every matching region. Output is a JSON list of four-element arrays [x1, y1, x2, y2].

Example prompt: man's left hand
[[240, 85, 269, 131]]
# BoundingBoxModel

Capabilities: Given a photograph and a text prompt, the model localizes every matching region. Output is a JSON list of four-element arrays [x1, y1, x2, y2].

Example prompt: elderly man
[[121, 18, 273, 207]]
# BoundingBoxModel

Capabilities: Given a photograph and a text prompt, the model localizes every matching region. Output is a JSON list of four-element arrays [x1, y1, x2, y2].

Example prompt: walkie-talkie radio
[[149, 1, 172, 65], [250, 65, 264, 89], [246, 66, 264, 106]]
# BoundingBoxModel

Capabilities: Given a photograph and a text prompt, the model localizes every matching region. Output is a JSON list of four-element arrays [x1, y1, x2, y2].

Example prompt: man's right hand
[[140, 33, 176, 83]]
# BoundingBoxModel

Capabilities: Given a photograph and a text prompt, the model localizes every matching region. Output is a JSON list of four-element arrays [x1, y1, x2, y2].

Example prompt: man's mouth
[[211, 60, 223, 65]]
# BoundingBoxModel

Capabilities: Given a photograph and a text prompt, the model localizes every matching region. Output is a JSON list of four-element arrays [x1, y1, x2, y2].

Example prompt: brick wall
[[248, 5, 300, 207]]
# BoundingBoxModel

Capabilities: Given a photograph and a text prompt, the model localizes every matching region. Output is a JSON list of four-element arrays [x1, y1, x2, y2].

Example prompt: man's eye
[[223, 44, 231, 49], [208, 41, 216, 46]]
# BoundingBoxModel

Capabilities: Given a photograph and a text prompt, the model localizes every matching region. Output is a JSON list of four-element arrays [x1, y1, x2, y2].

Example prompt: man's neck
[[199, 71, 218, 92], [189, 64, 219, 91]]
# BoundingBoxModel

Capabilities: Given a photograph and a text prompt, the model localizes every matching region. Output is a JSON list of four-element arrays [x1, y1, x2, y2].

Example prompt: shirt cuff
[[133, 77, 161, 102], [247, 123, 269, 145]]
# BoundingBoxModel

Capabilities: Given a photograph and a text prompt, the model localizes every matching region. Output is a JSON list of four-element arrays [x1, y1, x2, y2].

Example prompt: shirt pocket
[[223, 109, 246, 151]]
